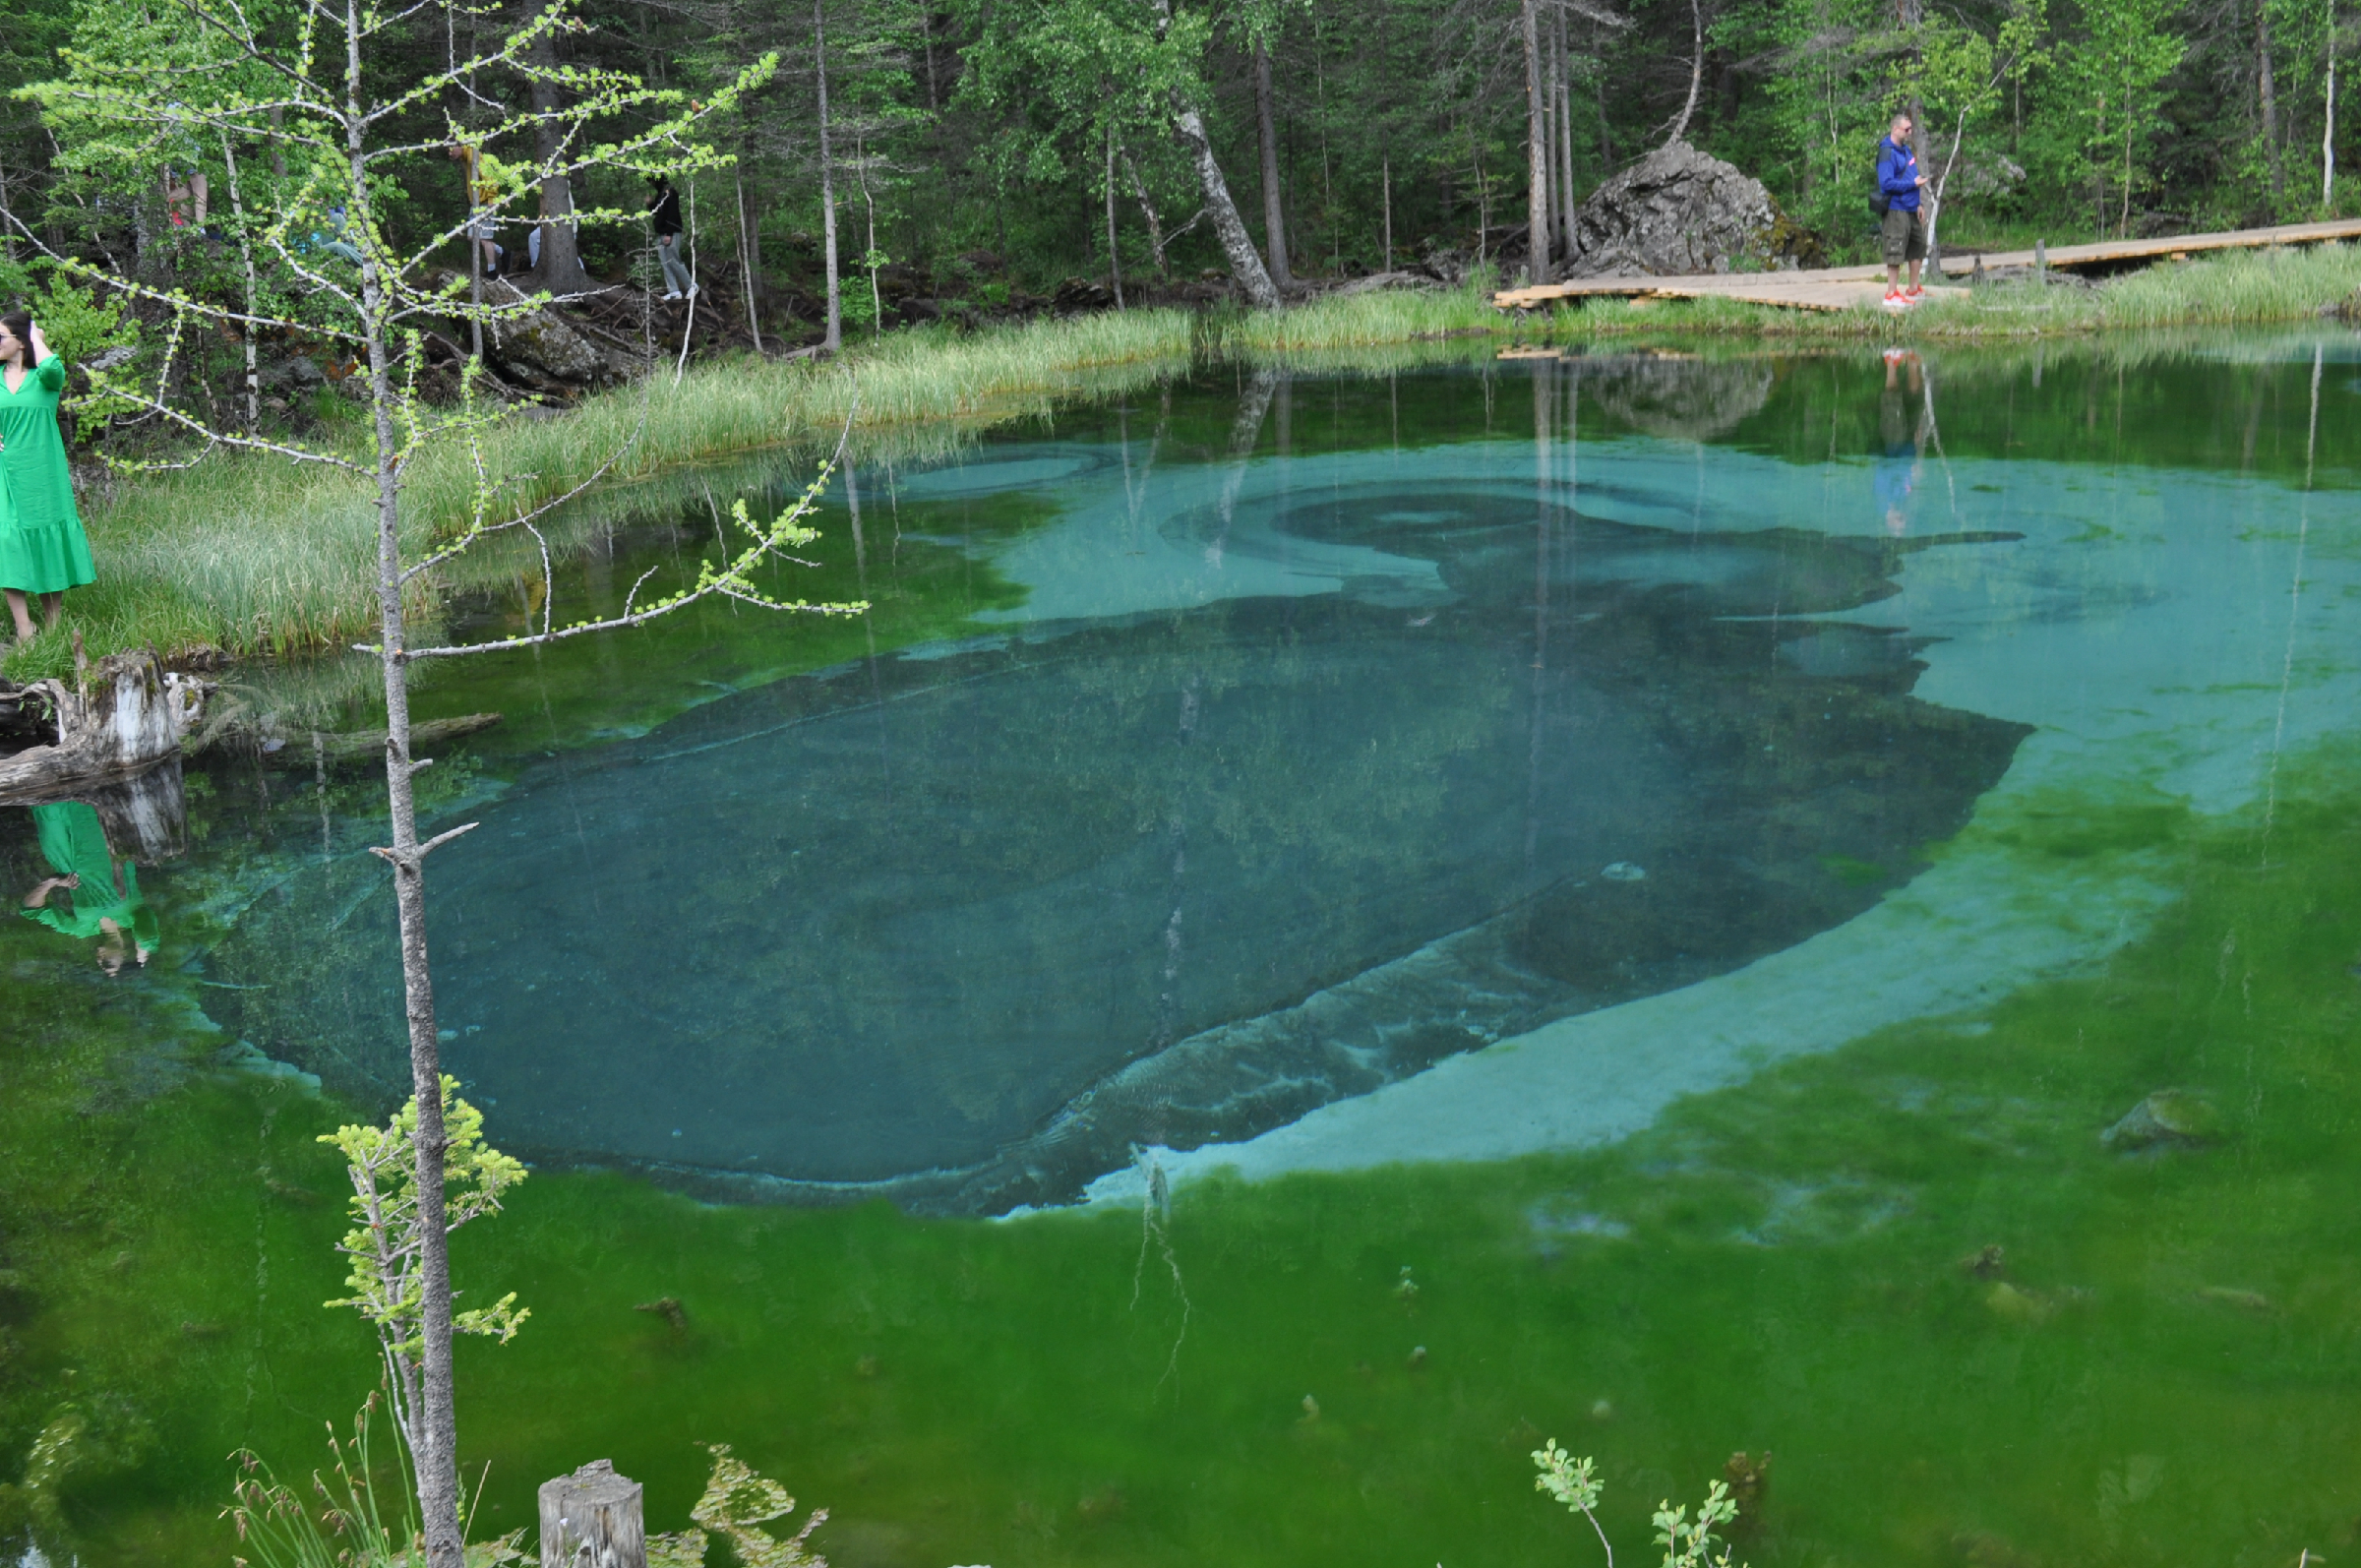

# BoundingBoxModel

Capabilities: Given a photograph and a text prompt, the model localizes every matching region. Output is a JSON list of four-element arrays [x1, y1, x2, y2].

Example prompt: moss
[[6, 740, 2360, 1567]]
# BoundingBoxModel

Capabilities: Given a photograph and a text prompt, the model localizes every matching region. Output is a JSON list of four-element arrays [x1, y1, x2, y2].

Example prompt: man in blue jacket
[[1878, 111, 1931, 305]]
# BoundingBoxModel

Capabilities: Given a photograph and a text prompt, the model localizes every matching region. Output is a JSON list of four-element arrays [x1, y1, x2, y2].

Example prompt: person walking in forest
[[1877, 111, 1930, 307], [648, 174, 696, 301], [0, 312, 96, 643]]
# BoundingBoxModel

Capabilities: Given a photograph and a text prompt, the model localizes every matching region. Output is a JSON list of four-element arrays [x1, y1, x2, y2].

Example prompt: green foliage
[[19, 271, 141, 438], [647, 1444, 827, 1568], [320, 1078, 529, 1446], [1653, 1482, 1741, 1568], [1534, 1439, 1743, 1568]]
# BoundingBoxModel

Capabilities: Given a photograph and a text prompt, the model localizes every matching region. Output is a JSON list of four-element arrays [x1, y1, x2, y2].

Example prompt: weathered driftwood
[[539, 1460, 645, 1568], [0, 650, 208, 801]]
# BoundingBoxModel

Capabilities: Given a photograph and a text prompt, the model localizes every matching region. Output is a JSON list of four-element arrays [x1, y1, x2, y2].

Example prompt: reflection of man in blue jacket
[[1878, 111, 1930, 303]]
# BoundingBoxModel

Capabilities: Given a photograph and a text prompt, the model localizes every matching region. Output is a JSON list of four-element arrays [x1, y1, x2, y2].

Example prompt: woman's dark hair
[[0, 311, 30, 350]]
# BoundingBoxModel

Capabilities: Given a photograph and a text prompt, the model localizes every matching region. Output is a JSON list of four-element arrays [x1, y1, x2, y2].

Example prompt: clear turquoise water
[[5, 338, 2360, 1567]]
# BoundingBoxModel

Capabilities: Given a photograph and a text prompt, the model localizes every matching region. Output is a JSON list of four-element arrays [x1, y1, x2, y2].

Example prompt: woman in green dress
[[0, 311, 96, 642]]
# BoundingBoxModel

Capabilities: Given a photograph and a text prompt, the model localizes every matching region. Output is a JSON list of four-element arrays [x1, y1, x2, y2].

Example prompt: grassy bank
[[11, 244, 2357, 681], [5, 311, 1197, 679], [1552, 240, 2361, 339]]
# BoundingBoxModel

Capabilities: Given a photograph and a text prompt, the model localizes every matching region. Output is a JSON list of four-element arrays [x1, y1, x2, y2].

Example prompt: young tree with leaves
[[19, 4, 870, 1560]]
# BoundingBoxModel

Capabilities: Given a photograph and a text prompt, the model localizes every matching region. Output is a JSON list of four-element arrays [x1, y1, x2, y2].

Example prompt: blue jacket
[[1878, 137, 1922, 211]]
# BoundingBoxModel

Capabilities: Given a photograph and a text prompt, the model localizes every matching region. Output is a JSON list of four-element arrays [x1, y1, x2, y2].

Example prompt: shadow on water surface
[[198, 478, 2027, 1211]]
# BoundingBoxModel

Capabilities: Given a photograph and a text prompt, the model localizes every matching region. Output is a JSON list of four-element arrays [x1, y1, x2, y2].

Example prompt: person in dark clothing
[[648, 176, 695, 300], [1877, 111, 1930, 304]]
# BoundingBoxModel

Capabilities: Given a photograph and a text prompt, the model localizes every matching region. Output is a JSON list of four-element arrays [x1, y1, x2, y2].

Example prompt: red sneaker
[[1905, 284, 1925, 300], [1883, 288, 1909, 307]]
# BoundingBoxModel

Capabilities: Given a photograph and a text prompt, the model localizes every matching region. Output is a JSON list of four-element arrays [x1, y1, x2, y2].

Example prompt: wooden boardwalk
[[1490, 216, 2361, 313]]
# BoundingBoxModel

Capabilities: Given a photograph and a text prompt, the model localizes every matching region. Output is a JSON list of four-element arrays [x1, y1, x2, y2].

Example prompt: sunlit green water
[[3, 336, 2359, 1567]]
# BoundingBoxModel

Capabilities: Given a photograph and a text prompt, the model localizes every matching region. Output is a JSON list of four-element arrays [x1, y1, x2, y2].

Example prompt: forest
[[0, 0, 2348, 352]]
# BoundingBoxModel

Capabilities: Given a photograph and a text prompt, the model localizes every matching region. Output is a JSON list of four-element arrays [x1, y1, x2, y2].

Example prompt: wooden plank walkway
[[1491, 215, 2361, 313]]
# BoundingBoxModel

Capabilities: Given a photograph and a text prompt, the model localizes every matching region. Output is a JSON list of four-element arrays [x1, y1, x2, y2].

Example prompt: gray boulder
[[1562, 141, 1822, 279]]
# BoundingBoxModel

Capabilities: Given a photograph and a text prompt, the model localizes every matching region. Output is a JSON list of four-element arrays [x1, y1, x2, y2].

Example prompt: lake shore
[[9, 241, 2356, 682]]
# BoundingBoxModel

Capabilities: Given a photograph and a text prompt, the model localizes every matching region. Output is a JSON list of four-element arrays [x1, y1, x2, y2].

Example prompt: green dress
[[20, 801, 157, 951], [0, 356, 96, 594]]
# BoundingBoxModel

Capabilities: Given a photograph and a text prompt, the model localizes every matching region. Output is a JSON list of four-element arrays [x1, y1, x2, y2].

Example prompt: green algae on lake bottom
[[4, 340, 2361, 1567], [3, 748, 2358, 1567]]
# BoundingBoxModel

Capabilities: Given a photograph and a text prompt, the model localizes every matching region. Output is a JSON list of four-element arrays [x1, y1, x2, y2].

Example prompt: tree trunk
[[817, 0, 841, 351], [1106, 123, 1125, 308], [523, 21, 593, 293], [1522, 0, 1548, 281], [1172, 103, 1281, 307], [1253, 40, 1293, 286], [1554, 7, 1578, 258], [1124, 151, 1169, 275], [1666, 0, 1704, 144], [1382, 153, 1393, 271], [1597, 70, 1614, 165], [537, 1462, 643, 1568], [0, 651, 204, 796], [2262, 0, 2285, 200], [339, 9, 463, 1562], [2328, 21, 2339, 209], [737, 164, 761, 352], [220, 137, 261, 429], [1149, 0, 1276, 307], [343, 30, 465, 1568]]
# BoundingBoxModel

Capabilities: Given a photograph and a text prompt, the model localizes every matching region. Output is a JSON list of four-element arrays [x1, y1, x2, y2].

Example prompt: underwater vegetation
[[1, 733, 2356, 1566]]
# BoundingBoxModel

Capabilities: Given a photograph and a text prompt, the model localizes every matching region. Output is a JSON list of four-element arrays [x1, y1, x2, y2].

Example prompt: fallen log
[[273, 711, 505, 764]]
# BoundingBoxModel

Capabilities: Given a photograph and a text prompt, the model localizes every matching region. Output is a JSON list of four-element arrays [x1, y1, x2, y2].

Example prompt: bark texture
[[1253, 41, 1293, 286], [523, 20, 595, 293], [1522, 0, 1549, 281], [1151, 0, 1278, 308], [817, 0, 842, 352]]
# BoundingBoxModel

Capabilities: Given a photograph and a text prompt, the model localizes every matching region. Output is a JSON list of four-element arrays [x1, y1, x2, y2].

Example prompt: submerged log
[[539, 1459, 645, 1568], [0, 650, 209, 801]]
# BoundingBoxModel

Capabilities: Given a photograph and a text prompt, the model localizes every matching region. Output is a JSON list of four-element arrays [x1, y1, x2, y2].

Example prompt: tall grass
[[8, 312, 1200, 676], [17, 247, 2356, 678], [1218, 281, 1500, 352]]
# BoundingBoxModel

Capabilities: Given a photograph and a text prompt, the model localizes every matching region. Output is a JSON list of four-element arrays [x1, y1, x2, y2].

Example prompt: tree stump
[[539, 1460, 645, 1568], [0, 649, 208, 800]]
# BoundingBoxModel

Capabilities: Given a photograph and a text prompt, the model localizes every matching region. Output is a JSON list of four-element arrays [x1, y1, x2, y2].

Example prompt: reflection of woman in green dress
[[20, 801, 155, 974], [0, 311, 96, 643]]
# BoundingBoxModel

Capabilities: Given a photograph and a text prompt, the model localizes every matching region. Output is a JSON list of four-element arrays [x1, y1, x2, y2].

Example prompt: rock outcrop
[[1561, 141, 1823, 279]]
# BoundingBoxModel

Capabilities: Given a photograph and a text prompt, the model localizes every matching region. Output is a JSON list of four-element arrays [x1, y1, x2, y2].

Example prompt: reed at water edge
[[4, 311, 1201, 678], [11, 248, 2356, 680]]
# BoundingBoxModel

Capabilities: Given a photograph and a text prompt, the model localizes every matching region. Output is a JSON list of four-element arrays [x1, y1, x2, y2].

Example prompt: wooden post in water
[[539, 1460, 645, 1568]]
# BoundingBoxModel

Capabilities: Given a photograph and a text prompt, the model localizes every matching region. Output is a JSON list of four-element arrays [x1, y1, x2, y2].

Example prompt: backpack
[[1869, 140, 1892, 217]]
